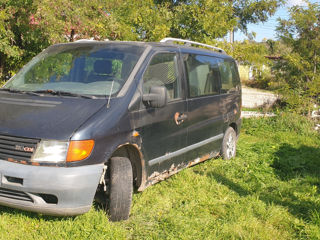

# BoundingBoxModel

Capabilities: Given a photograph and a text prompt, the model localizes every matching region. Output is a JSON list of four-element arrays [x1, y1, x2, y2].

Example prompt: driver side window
[[143, 53, 181, 101]]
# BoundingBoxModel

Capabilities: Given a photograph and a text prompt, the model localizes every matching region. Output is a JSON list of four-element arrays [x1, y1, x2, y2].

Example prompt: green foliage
[[0, 0, 284, 83], [33, 0, 127, 42], [169, 0, 236, 41], [156, 0, 284, 36], [245, 111, 316, 137], [211, 39, 272, 86], [0, 1, 23, 79], [275, 1, 320, 113], [233, 0, 285, 33], [114, 0, 172, 41], [232, 41, 270, 67], [0, 114, 319, 239], [0, 0, 47, 79], [114, 0, 237, 42], [25, 52, 73, 83]]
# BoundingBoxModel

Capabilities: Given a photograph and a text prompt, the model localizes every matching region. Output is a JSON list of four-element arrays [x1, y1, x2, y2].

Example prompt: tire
[[108, 157, 133, 221], [221, 127, 237, 160]]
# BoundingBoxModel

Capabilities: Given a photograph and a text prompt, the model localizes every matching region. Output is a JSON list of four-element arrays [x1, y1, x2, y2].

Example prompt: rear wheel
[[221, 127, 237, 160], [108, 157, 133, 221]]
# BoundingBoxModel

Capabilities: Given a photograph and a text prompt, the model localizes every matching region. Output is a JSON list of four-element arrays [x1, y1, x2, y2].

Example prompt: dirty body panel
[[133, 48, 189, 177], [0, 160, 103, 216], [0, 93, 107, 140], [133, 45, 242, 187], [0, 40, 242, 216]]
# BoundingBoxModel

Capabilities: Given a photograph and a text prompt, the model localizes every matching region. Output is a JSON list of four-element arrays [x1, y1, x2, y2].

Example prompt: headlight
[[31, 141, 69, 163], [31, 140, 95, 164]]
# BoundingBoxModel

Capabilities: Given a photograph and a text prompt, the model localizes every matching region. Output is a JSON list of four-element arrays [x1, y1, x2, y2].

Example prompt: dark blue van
[[0, 38, 241, 221]]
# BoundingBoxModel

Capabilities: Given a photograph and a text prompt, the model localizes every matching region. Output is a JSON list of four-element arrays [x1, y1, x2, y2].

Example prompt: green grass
[[0, 113, 319, 240]]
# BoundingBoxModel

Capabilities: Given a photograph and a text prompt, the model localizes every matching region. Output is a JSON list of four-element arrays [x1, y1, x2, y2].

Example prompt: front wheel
[[221, 127, 237, 160], [108, 157, 133, 221]]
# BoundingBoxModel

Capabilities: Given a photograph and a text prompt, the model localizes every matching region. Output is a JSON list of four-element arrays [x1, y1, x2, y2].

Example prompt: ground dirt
[[242, 86, 279, 108]]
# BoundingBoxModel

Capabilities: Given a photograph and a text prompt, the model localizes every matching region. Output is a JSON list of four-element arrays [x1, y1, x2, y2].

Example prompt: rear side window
[[184, 54, 221, 98], [143, 53, 181, 101], [219, 60, 240, 93]]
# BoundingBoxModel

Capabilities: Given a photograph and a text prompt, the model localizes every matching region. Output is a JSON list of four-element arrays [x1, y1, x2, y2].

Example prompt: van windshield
[[3, 43, 145, 97]]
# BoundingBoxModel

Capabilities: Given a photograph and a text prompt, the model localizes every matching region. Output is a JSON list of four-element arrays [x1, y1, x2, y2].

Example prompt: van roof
[[50, 40, 233, 59]]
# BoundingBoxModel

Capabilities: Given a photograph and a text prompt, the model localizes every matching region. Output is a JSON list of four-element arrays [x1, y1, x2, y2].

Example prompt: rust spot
[[132, 143, 141, 151], [145, 151, 219, 189], [32, 162, 40, 166], [186, 154, 210, 168], [117, 142, 131, 149], [174, 112, 180, 125], [234, 108, 237, 115], [147, 163, 182, 186], [199, 154, 210, 162]]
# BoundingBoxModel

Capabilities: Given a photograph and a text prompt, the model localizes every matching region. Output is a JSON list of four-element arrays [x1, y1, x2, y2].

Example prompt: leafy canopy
[[0, 0, 283, 80], [276, 1, 320, 112]]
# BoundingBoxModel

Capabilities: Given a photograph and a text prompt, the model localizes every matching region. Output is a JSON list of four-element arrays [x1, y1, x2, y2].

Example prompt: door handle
[[174, 112, 188, 125], [177, 114, 188, 121]]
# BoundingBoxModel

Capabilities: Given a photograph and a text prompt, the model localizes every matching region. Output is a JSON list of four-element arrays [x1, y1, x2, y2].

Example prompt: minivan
[[0, 38, 241, 221]]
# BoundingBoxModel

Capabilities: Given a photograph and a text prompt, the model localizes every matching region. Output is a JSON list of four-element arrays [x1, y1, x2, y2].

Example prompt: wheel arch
[[111, 144, 146, 191], [229, 122, 238, 135]]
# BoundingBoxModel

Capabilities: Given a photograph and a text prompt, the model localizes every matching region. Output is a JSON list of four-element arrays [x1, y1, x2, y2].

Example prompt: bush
[[275, 3, 320, 114], [243, 111, 317, 137]]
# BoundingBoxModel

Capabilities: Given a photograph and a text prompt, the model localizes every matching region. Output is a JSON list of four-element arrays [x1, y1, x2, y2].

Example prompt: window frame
[[141, 50, 185, 103], [219, 59, 241, 95], [182, 52, 223, 99]]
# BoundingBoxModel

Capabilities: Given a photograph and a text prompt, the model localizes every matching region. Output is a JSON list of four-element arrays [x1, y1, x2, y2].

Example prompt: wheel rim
[[226, 133, 235, 159]]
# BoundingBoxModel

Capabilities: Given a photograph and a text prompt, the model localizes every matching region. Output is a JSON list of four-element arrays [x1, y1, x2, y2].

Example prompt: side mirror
[[142, 86, 168, 108]]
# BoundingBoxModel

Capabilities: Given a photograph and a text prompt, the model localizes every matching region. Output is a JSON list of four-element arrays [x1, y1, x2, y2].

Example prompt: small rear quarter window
[[219, 60, 240, 93]]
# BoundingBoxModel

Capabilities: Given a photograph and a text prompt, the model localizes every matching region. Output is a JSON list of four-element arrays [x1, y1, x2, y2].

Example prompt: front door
[[138, 51, 188, 176]]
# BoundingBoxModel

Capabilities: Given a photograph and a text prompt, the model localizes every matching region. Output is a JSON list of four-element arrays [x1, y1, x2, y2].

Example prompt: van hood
[[0, 93, 107, 140]]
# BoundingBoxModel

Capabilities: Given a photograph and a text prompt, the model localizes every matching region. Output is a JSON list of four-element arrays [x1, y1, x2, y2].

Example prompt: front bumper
[[0, 160, 103, 216]]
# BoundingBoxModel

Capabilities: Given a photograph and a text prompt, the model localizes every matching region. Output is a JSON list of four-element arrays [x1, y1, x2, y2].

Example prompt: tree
[[232, 0, 284, 34], [0, 0, 30, 79], [33, 0, 129, 42], [156, 0, 284, 38], [113, 0, 173, 41], [112, 0, 237, 42], [169, 0, 236, 41], [275, 1, 320, 112], [0, 0, 283, 82], [0, 0, 135, 78]]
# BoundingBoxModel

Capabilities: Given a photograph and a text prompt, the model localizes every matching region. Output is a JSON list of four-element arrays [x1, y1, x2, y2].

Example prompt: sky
[[234, 0, 317, 42]]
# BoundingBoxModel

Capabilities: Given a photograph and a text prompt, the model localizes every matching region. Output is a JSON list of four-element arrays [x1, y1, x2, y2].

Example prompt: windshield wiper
[[0, 88, 20, 93], [0, 88, 42, 96], [32, 90, 96, 99], [1, 88, 96, 99]]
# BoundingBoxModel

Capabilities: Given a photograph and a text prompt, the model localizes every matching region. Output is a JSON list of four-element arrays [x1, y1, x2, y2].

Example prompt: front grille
[[0, 188, 33, 202], [0, 135, 39, 162]]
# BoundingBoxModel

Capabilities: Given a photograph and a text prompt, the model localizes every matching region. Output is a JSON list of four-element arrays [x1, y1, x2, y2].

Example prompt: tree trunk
[[229, 28, 234, 43], [0, 54, 3, 80], [70, 29, 75, 42], [313, 51, 317, 80]]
